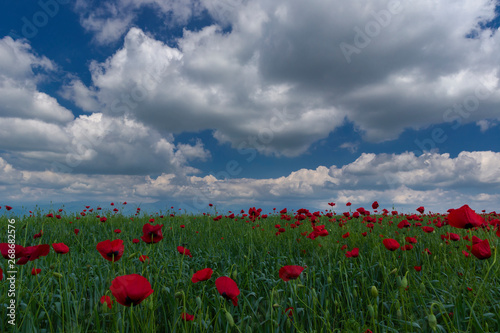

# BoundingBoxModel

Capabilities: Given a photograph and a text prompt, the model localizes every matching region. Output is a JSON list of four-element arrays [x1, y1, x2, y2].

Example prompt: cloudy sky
[[0, 0, 499, 214]]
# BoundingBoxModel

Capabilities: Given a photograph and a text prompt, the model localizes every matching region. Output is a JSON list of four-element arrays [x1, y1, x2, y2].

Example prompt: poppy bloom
[[33, 231, 43, 239], [416, 206, 425, 214], [342, 232, 350, 239], [382, 238, 400, 251], [414, 266, 422, 272], [6, 205, 12, 211], [346, 202, 351, 206], [16, 244, 50, 265], [100, 295, 113, 309], [345, 248, 359, 258], [139, 255, 149, 263], [447, 205, 485, 229], [100, 217, 107, 222], [96, 239, 124, 262], [52, 243, 69, 254], [397, 220, 410, 229], [177, 246, 192, 257], [141, 223, 164, 244], [421, 227, 434, 233], [181, 312, 195, 321], [74, 229, 80, 235], [279, 265, 305, 282], [0, 243, 25, 259], [471, 239, 491, 260], [405, 237, 417, 244], [114, 229, 121, 234], [215, 276, 240, 306], [109, 274, 154, 307], [192, 268, 213, 283], [284, 307, 294, 318], [132, 238, 140, 244], [372, 201, 379, 209], [31, 268, 42, 275]]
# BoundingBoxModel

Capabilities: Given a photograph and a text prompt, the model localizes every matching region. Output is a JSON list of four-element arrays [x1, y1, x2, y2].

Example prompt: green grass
[[0, 207, 499, 332]]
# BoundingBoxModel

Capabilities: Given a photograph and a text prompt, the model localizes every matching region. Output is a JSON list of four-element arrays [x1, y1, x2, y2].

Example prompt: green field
[[0, 205, 499, 332]]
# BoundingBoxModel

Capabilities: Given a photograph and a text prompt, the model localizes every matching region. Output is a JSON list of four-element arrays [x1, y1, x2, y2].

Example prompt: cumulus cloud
[[1, 151, 498, 212], [65, 0, 500, 157]]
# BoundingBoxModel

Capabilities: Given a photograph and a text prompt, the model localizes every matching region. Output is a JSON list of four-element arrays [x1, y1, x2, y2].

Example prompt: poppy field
[[0, 203, 499, 332]]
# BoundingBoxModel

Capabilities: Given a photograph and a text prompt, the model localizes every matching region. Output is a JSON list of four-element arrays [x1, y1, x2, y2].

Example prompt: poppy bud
[[196, 296, 202, 308], [371, 286, 378, 298], [148, 299, 154, 310], [428, 314, 437, 330], [162, 286, 170, 293], [367, 305, 374, 318], [397, 309, 402, 320], [390, 268, 397, 275], [352, 289, 357, 298], [127, 252, 137, 260], [273, 303, 280, 309], [52, 272, 63, 278], [225, 311, 235, 327], [420, 283, 426, 293], [327, 276, 332, 284], [401, 273, 408, 289], [396, 276, 402, 288], [175, 291, 184, 299], [334, 300, 339, 307], [232, 269, 237, 280], [50, 264, 56, 269]]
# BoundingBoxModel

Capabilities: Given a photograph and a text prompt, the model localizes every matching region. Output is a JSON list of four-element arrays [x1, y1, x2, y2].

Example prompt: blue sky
[[1, 0, 500, 214]]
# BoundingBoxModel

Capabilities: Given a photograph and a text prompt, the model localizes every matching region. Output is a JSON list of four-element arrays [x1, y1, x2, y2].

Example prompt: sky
[[0, 0, 500, 215]]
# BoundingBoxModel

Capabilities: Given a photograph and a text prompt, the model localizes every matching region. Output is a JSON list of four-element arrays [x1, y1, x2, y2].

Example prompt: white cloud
[[64, 0, 500, 157], [1, 151, 499, 212]]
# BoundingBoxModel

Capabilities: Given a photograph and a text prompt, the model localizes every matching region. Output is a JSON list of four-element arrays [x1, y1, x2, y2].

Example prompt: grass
[[0, 206, 499, 332]]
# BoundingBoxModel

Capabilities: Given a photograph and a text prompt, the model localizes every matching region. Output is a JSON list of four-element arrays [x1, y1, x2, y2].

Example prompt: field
[[0, 203, 499, 332]]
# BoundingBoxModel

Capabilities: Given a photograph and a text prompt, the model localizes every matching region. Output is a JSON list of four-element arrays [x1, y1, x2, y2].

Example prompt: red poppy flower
[[215, 276, 240, 306], [448, 233, 460, 241], [52, 243, 69, 254], [100, 217, 107, 222], [279, 265, 305, 282], [284, 307, 294, 318], [33, 231, 43, 239], [31, 268, 41, 275], [447, 205, 485, 229], [422, 227, 434, 233], [0, 243, 25, 259], [471, 239, 491, 260], [0, 267, 2, 280], [132, 238, 140, 244], [414, 266, 422, 272], [405, 237, 417, 244], [74, 229, 80, 235], [416, 206, 425, 214], [177, 246, 192, 257], [139, 255, 149, 263], [6, 205, 12, 211], [16, 244, 50, 265], [114, 229, 121, 234], [346, 202, 351, 206], [345, 248, 359, 258], [109, 274, 154, 307], [382, 238, 400, 251], [96, 239, 124, 262], [372, 201, 379, 209], [141, 223, 164, 244], [342, 232, 350, 239], [462, 250, 470, 257], [100, 295, 113, 309], [397, 220, 410, 229], [362, 232, 367, 237], [192, 268, 213, 283], [497, 227, 500, 238], [181, 312, 194, 321]]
